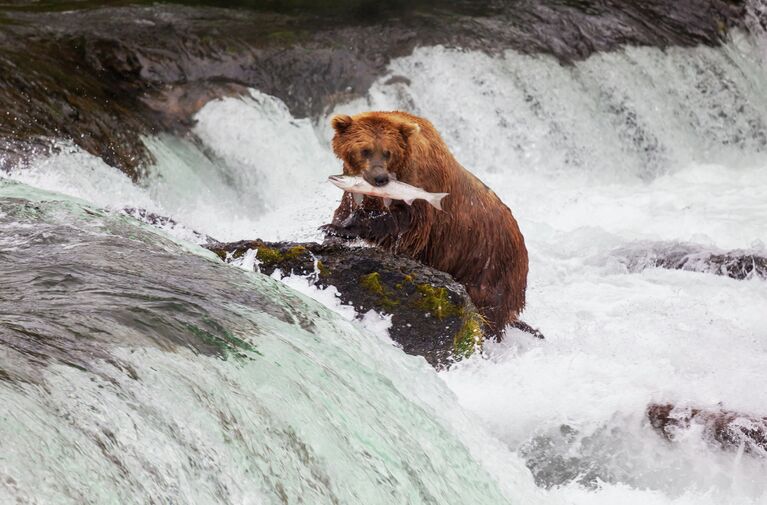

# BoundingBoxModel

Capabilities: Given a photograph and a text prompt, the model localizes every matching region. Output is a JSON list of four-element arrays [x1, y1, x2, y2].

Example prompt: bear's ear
[[331, 114, 353, 134], [400, 122, 420, 141]]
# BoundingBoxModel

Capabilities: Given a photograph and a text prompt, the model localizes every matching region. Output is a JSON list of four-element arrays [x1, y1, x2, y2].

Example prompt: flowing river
[[2, 3, 767, 504]]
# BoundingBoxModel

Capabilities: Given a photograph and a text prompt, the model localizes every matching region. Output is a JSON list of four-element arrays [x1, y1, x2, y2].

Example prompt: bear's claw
[[319, 223, 360, 239]]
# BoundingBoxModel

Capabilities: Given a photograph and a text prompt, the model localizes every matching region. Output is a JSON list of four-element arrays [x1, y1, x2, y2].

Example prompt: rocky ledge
[[648, 403, 767, 455], [613, 241, 767, 280], [206, 239, 486, 368], [0, 0, 754, 176]]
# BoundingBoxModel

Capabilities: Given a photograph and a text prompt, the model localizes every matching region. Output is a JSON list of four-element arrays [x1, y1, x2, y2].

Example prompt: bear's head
[[330, 112, 419, 187]]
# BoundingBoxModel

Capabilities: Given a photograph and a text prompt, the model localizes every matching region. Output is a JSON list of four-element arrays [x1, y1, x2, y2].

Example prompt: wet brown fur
[[327, 111, 528, 335]]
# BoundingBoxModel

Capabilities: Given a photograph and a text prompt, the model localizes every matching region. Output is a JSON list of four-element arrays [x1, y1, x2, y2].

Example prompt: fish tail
[[428, 193, 449, 211]]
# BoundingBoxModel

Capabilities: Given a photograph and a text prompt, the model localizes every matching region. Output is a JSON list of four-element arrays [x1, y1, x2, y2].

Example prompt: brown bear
[[322, 111, 528, 337]]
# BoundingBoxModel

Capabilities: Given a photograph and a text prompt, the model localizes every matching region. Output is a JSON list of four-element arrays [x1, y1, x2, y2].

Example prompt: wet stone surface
[[0, 0, 752, 176], [207, 239, 486, 368], [613, 241, 767, 280], [647, 403, 767, 456]]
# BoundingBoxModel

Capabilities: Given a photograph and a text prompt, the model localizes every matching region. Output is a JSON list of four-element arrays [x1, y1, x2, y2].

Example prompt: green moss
[[316, 260, 330, 278], [359, 272, 399, 311], [414, 283, 460, 319], [215, 247, 247, 261], [255, 244, 307, 265], [453, 311, 485, 358], [212, 244, 309, 266], [255, 245, 283, 265], [359, 272, 485, 359], [360, 272, 385, 295], [284, 245, 307, 260], [394, 274, 414, 291]]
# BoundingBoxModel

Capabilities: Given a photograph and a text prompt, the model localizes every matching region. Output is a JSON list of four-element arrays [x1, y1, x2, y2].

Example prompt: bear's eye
[[383, 150, 391, 160], [361, 149, 372, 159]]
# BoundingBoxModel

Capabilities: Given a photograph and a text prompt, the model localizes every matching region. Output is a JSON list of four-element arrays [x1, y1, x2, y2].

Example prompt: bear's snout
[[373, 174, 390, 187], [364, 166, 391, 187]]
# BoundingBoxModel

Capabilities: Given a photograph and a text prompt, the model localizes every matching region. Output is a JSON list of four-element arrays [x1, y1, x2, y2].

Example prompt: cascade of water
[[0, 180, 537, 505], [3, 19, 767, 505]]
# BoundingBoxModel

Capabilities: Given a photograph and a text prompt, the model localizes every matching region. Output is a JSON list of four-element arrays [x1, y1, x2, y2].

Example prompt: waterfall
[[2, 14, 766, 505]]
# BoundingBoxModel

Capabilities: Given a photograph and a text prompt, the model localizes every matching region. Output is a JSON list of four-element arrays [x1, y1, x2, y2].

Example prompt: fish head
[[327, 175, 362, 191], [331, 113, 420, 188]]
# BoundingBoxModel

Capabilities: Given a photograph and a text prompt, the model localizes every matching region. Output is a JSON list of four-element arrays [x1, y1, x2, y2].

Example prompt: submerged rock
[[519, 424, 616, 489], [647, 403, 767, 455], [613, 242, 767, 280], [121, 208, 217, 245], [206, 239, 485, 368]]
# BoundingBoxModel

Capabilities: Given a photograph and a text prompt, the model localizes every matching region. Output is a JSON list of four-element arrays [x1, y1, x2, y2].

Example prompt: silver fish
[[328, 175, 448, 211]]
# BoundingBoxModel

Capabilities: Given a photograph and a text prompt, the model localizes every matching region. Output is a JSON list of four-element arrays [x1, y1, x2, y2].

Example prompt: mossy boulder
[[207, 239, 486, 368]]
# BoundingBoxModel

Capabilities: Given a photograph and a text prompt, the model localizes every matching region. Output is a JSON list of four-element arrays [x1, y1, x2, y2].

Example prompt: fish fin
[[404, 198, 415, 206], [352, 193, 364, 205], [428, 193, 449, 211], [383, 198, 392, 208]]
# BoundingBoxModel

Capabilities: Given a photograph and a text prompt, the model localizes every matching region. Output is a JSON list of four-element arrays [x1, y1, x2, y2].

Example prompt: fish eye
[[361, 148, 372, 158], [383, 150, 391, 160]]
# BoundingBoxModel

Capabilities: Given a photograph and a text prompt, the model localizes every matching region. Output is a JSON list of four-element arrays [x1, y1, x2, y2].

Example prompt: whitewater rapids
[[5, 29, 767, 505]]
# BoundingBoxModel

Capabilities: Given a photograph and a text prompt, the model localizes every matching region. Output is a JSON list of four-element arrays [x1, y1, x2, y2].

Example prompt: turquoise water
[[3, 12, 767, 504], [0, 180, 536, 504]]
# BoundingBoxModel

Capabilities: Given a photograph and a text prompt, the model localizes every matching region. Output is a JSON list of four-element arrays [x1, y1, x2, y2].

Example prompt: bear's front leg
[[320, 208, 397, 242], [319, 211, 371, 239], [321, 198, 414, 244]]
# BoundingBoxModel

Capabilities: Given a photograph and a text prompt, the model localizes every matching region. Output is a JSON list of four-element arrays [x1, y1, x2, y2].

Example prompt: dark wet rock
[[662, 252, 767, 280], [0, 0, 752, 176], [140, 82, 250, 131], [520, 424, 609, 489], [120, 208, 217, 245], [647, 403, 767, 455], [119, 206, 542, 363], [206, 239, 485, 368], [613, 242, 767, 280]]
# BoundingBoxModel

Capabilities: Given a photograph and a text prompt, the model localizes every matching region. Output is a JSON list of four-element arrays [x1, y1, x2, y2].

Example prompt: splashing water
[[0, 180, 539, 504], [4, 26, 767, 505]]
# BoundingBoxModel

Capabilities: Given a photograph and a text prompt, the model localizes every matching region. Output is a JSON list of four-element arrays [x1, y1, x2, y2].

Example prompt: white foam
[[328, 37, 767, 503], [277, 271, 394, 344], [6, 141, 158, 211], [5, 30, 767, 504], [185, 89, 340, 241]]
